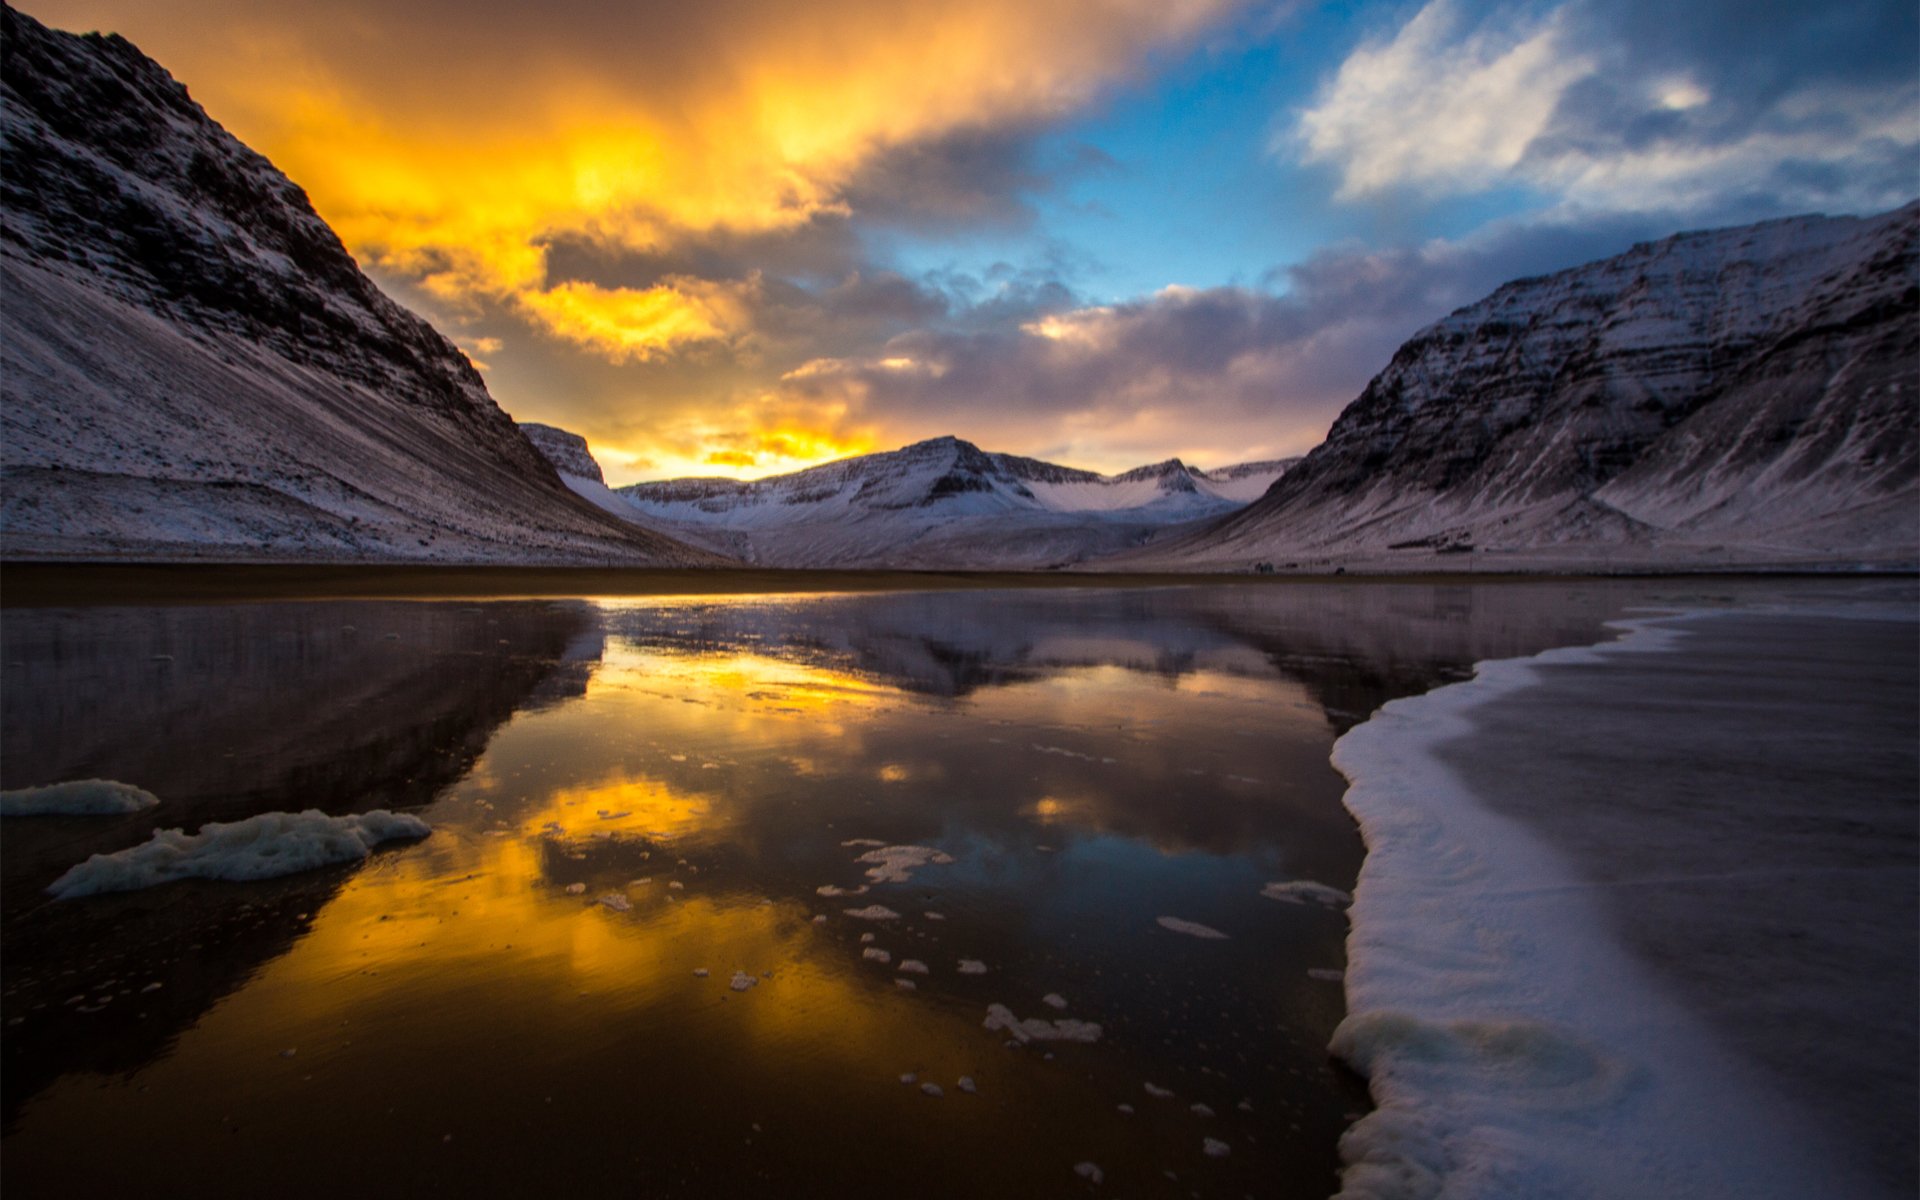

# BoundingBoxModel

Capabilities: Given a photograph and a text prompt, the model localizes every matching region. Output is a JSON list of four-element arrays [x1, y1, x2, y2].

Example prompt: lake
[[0, 575, 1736, 1197]]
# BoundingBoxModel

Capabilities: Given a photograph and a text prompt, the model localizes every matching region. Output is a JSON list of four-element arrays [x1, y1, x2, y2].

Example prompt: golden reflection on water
[[3, 597, 1382, 1199]]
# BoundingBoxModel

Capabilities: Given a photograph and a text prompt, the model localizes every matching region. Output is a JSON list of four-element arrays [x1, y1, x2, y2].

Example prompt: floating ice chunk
[[816, 884, 868, 897], [896, 979, 918, 991], [1203, 1138, 1229, 1158], [1261, 880, 1352, 907], [1190, 1103, 1214, 1118], [983, 1003, 1102, 1044], [860, 932, 876, 943], [630, 877, 652, 886], [957, 960, 988, 975], [1144, 1083, 1174, 1099], [1, 780, 160, 817], [958, 1077, 977, 1094], [920, 1082, 943, 1097], [668, 881, 685, 890], [1074, 1162, 1103, 1183], [1032, 744, 1096, 761], [1156, 916, 1228, 939], [47, 809, 430, 899], [811, 914, 827, 924], [854, 846, 955, 884], [898, 960, 929, 975], [564, 883, 587, 895], [863, 947, 892, 964], [1042, 993, 1068, 1009], [844, 905, 901, 920], [729, 971, 757, 992], [597, 893, 631, 912], [924, 912, 945, 920], [899, 1073, 917, 1084], [693, 969, 709, 978], [1117, 1104, 1134, 1114], [841, 838, 887, 848]]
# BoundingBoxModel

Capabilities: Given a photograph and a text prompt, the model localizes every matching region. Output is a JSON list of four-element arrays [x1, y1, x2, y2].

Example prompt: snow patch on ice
[[48, 809, 429, 899], [1, 779, 160, 816], [1262, 880, 1352, 907], [854, 844, 955, 884], [983, 1003, 1103, 1044], [1328, 613, 1863, 1200], [1155, 916, 1228, 939]]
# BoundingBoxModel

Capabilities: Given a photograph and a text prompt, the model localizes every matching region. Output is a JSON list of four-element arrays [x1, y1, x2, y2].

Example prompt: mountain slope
[[1117, 205, 1918, 571], [599, 436, 1295, 568], [0, 6, 719, 565]]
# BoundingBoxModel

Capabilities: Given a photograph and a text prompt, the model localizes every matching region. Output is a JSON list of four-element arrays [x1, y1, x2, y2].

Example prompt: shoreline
[[1325, 602, 1916, 1199], [2, 560, 1908, 607]]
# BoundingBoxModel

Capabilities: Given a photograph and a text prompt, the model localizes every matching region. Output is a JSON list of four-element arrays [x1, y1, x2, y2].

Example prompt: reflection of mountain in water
[[599, 582, 1657, 711], [0, 600, 597, 1128]]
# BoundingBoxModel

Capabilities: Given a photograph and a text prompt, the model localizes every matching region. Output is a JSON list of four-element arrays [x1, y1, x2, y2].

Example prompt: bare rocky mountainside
[[0, 6, 717, 564], [531, 433, 1294, 568], [1119, 204, 1919, 572]]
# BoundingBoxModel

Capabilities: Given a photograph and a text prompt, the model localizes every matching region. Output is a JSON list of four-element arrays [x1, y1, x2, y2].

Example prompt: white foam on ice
[[1155, 916, 1228, 939], [1261, 880, 1352, 907], [983, 1003, 1102, 1044], [48, 809, 429, 899], [1, 779, 160, 816], [854, 845, 955, 884], [1328, 613, 1865, 1200]]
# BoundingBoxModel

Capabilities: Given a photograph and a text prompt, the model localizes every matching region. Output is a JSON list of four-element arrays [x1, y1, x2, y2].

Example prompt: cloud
[[1295, 0, 1593, 198], [1292, 0, 1919, 216], [37, 0, 1242, 362]]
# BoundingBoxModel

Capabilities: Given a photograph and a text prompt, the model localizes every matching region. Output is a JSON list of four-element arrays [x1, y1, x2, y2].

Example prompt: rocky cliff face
[[0, 5, 716, 564], [1125, 204, 1918, 570], [520, 423, 606, 485]]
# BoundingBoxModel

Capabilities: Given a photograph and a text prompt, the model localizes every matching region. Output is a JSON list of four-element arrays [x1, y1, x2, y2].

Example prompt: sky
[[26, 0, 1920, 483]]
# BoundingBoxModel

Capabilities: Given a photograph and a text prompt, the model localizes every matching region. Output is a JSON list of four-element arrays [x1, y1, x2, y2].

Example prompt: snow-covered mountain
[[0, 7, 717, 565], [1116, 204, 1919, 572], [573, 436, 1294, 568]]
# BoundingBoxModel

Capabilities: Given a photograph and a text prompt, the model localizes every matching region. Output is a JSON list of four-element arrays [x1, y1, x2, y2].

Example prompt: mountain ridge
[[1109, 203, 1919, 571], [520, 432, 1298, 568], [0, 5, 719, 565]]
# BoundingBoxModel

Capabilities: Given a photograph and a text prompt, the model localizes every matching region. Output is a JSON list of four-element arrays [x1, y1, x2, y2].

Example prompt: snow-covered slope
[[600, 436, 1295, 568], [0, 7, 719, 565], [1117, 205, 1919, 572]]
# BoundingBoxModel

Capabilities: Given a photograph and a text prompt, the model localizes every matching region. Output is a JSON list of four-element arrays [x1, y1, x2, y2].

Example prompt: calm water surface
[[2, 581, 1691, 1197]]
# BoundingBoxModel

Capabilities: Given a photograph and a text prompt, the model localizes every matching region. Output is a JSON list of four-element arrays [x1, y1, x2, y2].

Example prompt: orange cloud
[[32, 0, 1242, 368]]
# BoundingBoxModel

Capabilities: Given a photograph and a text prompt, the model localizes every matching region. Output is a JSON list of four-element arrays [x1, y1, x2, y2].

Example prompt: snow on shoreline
[[1, 779, 160, 816], [1328, 613, 1854, 1200], [48, 808, 431, 899]]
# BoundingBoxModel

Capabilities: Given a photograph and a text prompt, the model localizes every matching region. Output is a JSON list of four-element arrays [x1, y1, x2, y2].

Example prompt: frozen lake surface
[[1, 575, 1909, 1196]]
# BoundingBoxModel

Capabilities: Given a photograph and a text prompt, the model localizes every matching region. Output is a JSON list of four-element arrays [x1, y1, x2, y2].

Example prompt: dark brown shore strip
[[2, 561, 1904, 606]]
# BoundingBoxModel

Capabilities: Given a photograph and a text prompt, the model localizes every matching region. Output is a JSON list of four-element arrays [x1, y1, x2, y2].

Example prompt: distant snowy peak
[[606, 437, 1298, 569], [1128, 203, 1919, 569], [619, 436, 1294, 521], [520, 423, 605, 484]]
